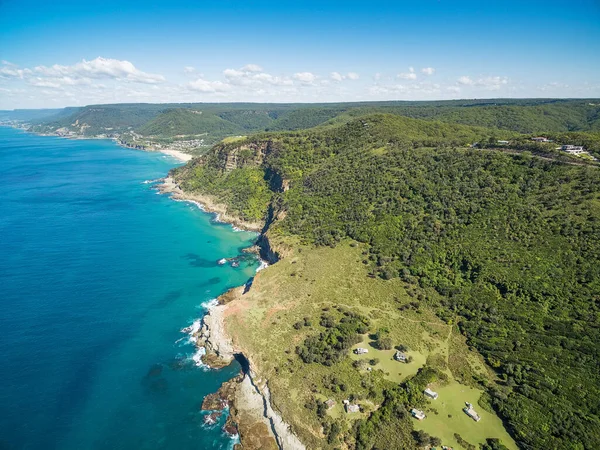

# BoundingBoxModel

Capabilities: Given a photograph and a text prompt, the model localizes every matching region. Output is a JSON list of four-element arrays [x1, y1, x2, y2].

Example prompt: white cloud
[[538, 81, 569, 92], [331, 71, 344, 82], [421, 67, 435, 75], [397, 67, 417, 80], [28, 79, 61, 88], [223, 68, 245, 79], [398, 72, 417, 80], [476, 76, 508, 90], [0, 66, 32, 79], [293, 72, 317, 84], [457, 76, 474, 85], [241, 64, 263, 72], [33, 57, 165, 84], [187, 78, 231, 93], [447, 86, 461, 93], [184, 66, 196, 74], [369, 80, 442, 96], [330, 72, 359, 82], [223, 66, 293, 87], [458, 75, 508, 90], [374, 73, 381, 81]]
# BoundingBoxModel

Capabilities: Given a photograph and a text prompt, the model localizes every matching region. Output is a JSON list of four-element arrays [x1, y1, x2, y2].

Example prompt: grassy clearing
[[222, 135, 246, 143], [349, 337, 427, 383], [223, 237, 516, 448], [414, 382, 518, 450]]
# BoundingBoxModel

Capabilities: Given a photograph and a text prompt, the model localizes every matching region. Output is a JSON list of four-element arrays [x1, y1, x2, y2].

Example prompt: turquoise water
[[0, 127, 258, 449]]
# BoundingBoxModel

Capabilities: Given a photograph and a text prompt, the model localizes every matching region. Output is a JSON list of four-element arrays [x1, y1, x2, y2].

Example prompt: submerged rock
[[145, 363, 163, 378]]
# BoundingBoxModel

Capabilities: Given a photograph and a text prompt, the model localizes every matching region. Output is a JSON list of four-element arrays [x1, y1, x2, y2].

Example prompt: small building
[[561, 145, 586, 155], [463, 402, 481, 422], [346, 403, 360, 413], [424, 388, 439, 400], [325, 399, 336, 409], [411, 408, 426, 420], [497, 140, 510, 145], [532, 137, 550, 142], [354, 348, 369, 355], [394, 351, 407, 362]]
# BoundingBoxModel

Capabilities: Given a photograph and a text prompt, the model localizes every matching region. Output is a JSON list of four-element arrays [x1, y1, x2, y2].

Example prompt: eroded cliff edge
[[195, 282, 305, 450]]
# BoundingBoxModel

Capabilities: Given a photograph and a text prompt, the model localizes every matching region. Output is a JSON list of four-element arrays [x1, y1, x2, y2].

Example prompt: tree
[[430, 436, 442, 447], [413, 430, 431, 447], [377, 336, 393, 350]]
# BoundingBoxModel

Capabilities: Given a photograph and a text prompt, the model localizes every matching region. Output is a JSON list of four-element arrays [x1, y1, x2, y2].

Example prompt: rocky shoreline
[[159, 175, 302, 449], [158, 176, 264, 232], [192, 291, 305, 450]]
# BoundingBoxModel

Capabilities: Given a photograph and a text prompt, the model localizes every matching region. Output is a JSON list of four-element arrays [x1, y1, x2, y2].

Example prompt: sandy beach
[[160, 149, 193, 162]]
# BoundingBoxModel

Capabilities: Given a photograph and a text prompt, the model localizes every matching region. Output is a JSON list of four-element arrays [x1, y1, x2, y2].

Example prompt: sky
[[0, 0, 599, 109]]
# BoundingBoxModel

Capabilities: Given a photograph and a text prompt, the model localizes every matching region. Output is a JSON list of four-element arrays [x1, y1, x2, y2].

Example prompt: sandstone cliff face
[[220, 141, 273, 171]]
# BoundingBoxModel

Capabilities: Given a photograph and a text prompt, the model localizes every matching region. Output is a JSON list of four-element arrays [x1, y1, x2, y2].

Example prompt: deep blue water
[[0, 127, 258, 450]]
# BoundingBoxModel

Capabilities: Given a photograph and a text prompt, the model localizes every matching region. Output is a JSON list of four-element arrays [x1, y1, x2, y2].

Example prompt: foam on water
[[200, 298, 220, 310], [256, 260, 269, 272], [192, 346, 207, 367]]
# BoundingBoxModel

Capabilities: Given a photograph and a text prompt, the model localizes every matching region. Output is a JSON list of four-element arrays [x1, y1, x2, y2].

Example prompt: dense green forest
[[174, 113, 600, 449], [137, 108, 243, 137]]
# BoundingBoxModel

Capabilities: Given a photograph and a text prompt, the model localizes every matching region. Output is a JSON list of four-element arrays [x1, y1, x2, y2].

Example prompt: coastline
[[159, 148, 193, 162], [160, 169, 303, 448], [192, 289, 305, 450], [158, 176, 264, 233], [19, 126, 300, 448], [5, 126, 195, 164], [114, 138, 194, 163]]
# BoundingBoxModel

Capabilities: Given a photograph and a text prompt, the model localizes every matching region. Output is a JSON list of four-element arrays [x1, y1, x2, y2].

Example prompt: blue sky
[[0, 0, 599, 108]]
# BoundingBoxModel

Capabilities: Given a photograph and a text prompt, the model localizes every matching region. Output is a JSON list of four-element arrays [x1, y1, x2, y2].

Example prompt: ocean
[[0, 127, 259, 450]]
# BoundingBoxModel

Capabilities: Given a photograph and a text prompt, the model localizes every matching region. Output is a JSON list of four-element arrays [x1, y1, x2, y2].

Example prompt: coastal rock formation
[[195, 304, 236, 368], [195, 296, 305, 449], [161, 170, 303, 449], [158, 176, 264, 232]]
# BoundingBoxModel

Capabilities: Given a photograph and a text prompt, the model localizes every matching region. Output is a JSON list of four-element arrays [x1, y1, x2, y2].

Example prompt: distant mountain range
[[2, 99, 599, 148]]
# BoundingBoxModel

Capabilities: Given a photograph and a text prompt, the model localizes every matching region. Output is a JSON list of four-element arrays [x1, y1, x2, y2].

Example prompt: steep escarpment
[[177, 113, 600, 449]]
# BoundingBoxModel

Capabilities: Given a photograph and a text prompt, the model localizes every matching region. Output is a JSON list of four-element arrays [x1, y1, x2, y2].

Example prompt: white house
[[561, 145, 586, 155], [424, 388, 439, 400], [411, 408, 426, 420], [346, 403, 360, 413], [394, 351, 407, 362], [532, 137, 550, 142], [463, 402, 481, 422]]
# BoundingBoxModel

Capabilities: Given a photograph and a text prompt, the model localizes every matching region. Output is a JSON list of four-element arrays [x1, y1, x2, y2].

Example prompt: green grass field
[[349, 337, 427, 383], [221, 135, 246, 143], [414, 382, 518, 450]]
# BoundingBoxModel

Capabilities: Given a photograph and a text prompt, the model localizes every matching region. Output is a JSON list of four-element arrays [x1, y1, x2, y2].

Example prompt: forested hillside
[[137, 108, 243, 137], [26, 99, 600, 142], [173, 113, 600, 449]]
